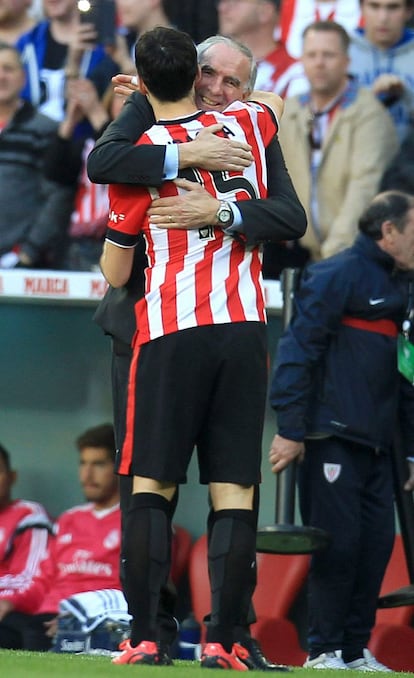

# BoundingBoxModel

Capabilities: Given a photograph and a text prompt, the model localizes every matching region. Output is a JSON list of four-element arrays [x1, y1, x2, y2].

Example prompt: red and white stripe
[[280, 0, 363, 59], [107, 101, 277, 345]]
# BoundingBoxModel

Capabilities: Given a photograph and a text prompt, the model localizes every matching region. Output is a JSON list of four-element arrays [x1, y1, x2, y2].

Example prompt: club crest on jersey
[[104, 529, 120, 549], [198, 225, 215, 240], [323, 463, 341, 483]]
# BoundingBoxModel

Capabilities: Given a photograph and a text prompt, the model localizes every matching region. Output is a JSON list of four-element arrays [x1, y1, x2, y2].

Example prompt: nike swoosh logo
[[369, 298, 385, 305]]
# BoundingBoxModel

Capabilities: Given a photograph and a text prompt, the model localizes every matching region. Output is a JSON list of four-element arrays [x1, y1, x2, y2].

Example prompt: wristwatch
[[215, 201, 234, 228]]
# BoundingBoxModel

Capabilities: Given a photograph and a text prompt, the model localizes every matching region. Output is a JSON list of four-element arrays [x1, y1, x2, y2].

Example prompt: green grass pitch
[[1, 651, 414, 677]]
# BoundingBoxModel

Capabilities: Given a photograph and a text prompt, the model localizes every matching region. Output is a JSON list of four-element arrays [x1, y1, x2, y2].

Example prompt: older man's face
[[388, 208, 414, 271], [195, 43, 252, 112]]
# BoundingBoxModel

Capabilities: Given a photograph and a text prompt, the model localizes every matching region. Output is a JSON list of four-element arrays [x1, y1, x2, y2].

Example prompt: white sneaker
[[304, 651, 348, 669], [346, 649, 392, 672]]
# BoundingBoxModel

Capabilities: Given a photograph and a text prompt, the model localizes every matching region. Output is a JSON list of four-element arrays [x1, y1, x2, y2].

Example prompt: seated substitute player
[[100, 26, 280, 670], [0, 443, 52, 649], [0, 424, 122, 650]]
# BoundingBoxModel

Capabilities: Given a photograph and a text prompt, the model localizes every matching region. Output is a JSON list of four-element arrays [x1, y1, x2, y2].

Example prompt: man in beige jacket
[[278, 20, 399, 262]]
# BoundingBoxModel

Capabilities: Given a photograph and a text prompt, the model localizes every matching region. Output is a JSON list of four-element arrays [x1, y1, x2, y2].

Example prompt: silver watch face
[[218, 204, 232, 224]]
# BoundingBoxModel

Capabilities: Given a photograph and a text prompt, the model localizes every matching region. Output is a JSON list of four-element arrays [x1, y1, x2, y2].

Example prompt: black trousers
[[299, 436, 395, 658]]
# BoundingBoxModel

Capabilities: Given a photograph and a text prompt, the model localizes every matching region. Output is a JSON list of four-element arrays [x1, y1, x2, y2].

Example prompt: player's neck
[[150, 92, 199, 121]]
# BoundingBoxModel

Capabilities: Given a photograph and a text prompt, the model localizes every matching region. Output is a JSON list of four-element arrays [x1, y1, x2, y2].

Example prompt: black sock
[[123, 492, 174, 646], [206, 508, 257, 653]]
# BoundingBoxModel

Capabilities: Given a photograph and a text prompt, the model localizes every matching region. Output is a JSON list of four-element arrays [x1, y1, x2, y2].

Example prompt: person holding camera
[[15, 0, 117, 123]]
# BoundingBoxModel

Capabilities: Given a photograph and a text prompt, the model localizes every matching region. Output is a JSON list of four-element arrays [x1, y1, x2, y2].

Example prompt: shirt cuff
[[163, 144, 179, 180], [224, 203, 243, 234]]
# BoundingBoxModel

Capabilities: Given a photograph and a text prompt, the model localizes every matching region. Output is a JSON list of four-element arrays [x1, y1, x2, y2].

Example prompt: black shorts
[[120, 322, 267, 485]]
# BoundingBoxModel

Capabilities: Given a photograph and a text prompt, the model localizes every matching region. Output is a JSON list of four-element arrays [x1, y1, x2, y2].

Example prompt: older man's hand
[[269, 434, 305, 473]]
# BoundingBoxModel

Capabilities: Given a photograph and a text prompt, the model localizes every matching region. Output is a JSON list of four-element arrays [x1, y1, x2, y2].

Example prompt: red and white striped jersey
[[70, 138, 109, 239], [254, 43, 297, 95], [106, 101, 278, 346], [0, 502, 121, 614], [280, 0, 363, 59], [0, 499, 52, 613]]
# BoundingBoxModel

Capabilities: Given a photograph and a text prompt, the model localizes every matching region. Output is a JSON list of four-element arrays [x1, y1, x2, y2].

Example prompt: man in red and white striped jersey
[[217, 0, 297, 96], [100, 26, 280, 670], [280, 0, 363, 59]]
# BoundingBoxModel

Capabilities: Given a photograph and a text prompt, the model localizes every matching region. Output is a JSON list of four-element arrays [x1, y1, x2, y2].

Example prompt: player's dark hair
[[76, 424, 116, 462], [0, 443, 11, 471], [302, 20, 350, 52], [358, 191, 414, 240], [135, 26, 198, 102]]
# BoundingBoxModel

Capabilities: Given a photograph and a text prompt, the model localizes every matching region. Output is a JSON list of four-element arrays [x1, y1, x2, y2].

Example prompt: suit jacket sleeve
[[236, 137, 307, 246], [87, 92, 164, 186]]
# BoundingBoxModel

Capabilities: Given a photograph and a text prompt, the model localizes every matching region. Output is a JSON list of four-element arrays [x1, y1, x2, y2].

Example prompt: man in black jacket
[[89, 34, 306, 671], [0, 43, 73, 268], [269, 191, 414, 671]]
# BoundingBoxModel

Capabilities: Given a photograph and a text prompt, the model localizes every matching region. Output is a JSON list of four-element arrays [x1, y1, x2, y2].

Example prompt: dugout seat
[[188, 533, 309, 666], [368, 534, 414, 672]]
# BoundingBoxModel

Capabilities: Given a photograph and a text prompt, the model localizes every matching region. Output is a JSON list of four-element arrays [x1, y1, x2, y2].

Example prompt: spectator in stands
[[43, 79, 123, 271], [381, 121, 414, 194], [349, 0, 414, 142], [0, 423, 121, 650], [16, 0, 117, 122], [0, 43, 74, 269], [0, 442, 52, 649], [111, 0, 176, 81], [280, 0, 362, 59], [269, 190, 414, 671], [217, 0, 297, 95], [171, 0, 218, 44], [0, 0, 36, 44], [277, 20, 398, 264]]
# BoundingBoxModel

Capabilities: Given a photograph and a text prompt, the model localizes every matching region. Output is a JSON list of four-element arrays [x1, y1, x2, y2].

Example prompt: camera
[[78, 0, 116, 47]]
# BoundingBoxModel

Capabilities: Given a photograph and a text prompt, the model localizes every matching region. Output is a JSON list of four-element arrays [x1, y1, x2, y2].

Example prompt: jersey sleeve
[[106, 183, 152, 247], [223, 100, 279, 149], [248, 101, 279, 146], [0, 528, 52, 614]]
